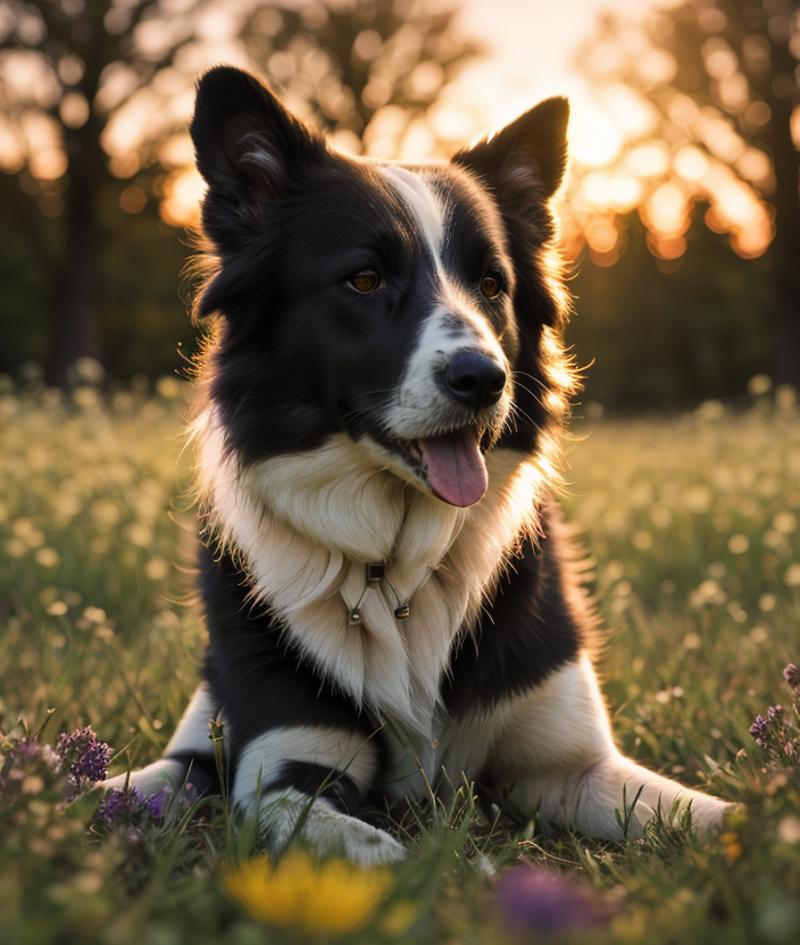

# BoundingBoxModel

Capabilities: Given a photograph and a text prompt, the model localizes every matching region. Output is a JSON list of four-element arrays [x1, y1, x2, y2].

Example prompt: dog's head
[[191, 67, 574, 509]]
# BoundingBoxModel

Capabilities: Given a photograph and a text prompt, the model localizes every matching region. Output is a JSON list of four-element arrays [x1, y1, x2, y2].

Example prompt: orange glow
[[581, 171, 642, 211], [119, 185, 147, 214], [59, 92, 89, 129], [160, 168, 204, 227], [599, 84, 656, 138], [624, 142, 670, 178], [30, 148, 67, 181], [585, 216, 618, 254], [791, 106, 800, 148], [736, 148, 771, 186], [642, 183, 689, 237], [731, 215, 773, 259], [568, 107, 623, 167], [590, 246, 620, 267], [673, 146, 708, 183], [647, 232, 686, 260]]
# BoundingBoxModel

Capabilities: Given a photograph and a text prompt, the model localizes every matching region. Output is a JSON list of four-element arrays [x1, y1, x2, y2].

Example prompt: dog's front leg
[[487, 654, 731, 839], [232, 725, 406, 866], [505, 753, 731, 839]]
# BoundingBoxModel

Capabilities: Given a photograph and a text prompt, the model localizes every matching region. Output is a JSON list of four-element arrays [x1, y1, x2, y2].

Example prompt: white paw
[[100, 759, 183, 795], [333, 815, 407, 866], [688, 796, 736, 835], [252, 789, 406, 866]]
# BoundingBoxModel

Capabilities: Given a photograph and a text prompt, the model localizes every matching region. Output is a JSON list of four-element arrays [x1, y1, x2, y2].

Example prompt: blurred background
[[0, 0, 797, 408]]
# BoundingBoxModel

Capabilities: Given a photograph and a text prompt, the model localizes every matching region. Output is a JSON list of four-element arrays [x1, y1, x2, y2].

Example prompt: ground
[[1, 377, 799, 945]]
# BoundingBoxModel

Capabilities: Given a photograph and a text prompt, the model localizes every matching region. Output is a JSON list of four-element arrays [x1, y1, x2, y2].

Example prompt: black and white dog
[[105, 66, 730, 863]]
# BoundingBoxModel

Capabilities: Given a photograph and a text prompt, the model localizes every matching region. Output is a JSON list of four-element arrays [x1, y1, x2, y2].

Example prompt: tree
[[0, 0, 479, 384], [0, 0, 216, 383], [573, 0, 799, 386], [239, 0, 481, 157]]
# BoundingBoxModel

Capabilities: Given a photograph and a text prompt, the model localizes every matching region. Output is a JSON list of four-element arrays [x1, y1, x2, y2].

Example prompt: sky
[[458, 0, 653, 123], [453, 0, 663, 158]]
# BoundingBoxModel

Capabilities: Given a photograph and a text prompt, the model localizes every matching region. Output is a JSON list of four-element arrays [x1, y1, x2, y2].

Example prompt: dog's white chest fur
[[196, 412, 548, 734]]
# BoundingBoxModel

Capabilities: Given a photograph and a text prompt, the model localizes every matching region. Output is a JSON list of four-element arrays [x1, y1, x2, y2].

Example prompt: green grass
[[1, 378, 799, 945]]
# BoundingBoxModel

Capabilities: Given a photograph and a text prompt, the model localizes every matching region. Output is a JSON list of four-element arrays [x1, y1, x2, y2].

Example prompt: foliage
[[239, 0, 481, 156], [1, 379, 800, 943], [567, 209, 778, 408], [572, 0, 799, 384]]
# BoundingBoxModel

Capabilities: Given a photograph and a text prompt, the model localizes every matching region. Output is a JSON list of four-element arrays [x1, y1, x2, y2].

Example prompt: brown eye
[[480, 270, 503, 300], [347, 270, 381, 294]]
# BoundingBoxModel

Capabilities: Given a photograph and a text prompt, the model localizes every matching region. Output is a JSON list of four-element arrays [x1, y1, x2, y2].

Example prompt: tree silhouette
[[0, 0, 216, 383], [576, 0, 799, 386], [240, 0, 481, 155], [0, 0, 479, 384]]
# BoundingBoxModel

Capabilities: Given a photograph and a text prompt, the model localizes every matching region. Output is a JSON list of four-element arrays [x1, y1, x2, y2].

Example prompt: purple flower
[[16, 738, 41, 762], [783, 663, 800, 689], [55, 726, 111, 798], [749, 714, 769, 745], [96, 788, 134, 823], [494, 864, 610, 933], [767, 705, 785, 722], [95, 787, 168, 825], [144, 789, 169, 820]]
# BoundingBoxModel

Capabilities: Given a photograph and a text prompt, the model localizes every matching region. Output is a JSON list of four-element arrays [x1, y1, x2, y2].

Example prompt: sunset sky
[[1, 0, 779, 261], [459, 0, 658, 139], [160, 0, 675, 229]]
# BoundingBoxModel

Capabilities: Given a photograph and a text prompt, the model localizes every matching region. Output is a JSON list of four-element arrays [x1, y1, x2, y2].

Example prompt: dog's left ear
[[454, 97, 569, 201]]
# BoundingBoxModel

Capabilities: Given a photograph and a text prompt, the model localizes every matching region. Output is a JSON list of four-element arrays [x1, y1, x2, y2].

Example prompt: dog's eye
[[480, 270, 504, 300], [346, 270, 381, 294]]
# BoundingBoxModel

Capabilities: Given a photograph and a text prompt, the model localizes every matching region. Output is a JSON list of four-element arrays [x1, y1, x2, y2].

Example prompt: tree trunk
[[48, 118, 105, 387], [768, 46, 800, 390]]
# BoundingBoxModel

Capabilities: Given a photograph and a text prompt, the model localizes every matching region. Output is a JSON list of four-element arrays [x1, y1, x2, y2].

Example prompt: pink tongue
[[419, 428, 488, 507]]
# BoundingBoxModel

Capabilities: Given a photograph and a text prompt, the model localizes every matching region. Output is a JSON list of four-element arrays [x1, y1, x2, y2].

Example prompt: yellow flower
[[222, 850, 413, 936], [721, 832, 742, 864]]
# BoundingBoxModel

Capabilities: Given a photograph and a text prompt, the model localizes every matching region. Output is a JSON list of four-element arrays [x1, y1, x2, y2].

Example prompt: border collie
[[105, 66, 730, 863]]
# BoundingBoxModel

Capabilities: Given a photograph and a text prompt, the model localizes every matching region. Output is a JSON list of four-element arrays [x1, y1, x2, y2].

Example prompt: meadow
[[1, 373, 799, 945]]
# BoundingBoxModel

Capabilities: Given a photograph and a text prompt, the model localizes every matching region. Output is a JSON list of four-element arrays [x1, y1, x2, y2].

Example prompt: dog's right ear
[[190, 66, 325, 250]]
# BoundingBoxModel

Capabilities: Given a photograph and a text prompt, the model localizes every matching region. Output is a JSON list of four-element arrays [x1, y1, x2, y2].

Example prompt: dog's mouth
[[391, 425, 490, 508]]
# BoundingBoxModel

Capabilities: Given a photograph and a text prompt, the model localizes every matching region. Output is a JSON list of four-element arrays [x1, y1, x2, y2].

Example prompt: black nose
[[444, 351, 507, 411]]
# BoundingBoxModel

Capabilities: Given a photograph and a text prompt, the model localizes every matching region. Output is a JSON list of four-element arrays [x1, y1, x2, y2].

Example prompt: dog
[[104, 65, 731, 864]]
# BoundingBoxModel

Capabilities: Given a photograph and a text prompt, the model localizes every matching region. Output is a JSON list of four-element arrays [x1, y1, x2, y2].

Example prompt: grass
[[1, 376, 799, 945]]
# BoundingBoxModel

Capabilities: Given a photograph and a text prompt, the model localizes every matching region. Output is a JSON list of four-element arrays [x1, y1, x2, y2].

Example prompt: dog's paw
[[331, 815, 407, 866], [690, 797, 740, 836], [255, 789, 406, 866], [100, 759, 183, 795]]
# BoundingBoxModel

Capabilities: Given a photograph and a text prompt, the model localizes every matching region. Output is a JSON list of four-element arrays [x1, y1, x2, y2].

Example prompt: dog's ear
[[190, 66, 325, 249], [454, 97, 569, 202]]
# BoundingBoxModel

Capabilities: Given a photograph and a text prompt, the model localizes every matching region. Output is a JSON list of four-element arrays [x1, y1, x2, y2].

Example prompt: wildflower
[[783, 663, 800, 689], [721, 831, 742, 863], [95, 787, 169, 825], [494, 864, 610, 933], [55, 726, 111, 798], [748, 665, 800, 768], [749, 715, 769, 746], [15, 738, 42, 763], [222, 850, 412, 935]]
